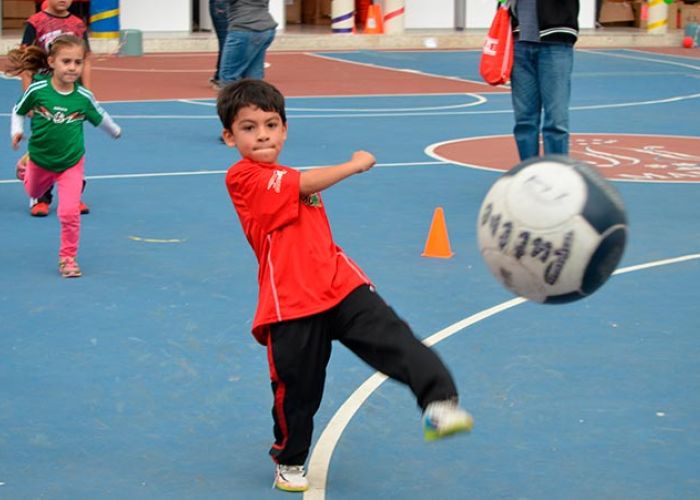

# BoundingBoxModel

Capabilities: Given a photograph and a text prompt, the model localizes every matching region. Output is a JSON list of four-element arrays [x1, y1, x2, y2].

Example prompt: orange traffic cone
[[421, 207, 454, 258], [364, 3, 384, 34]]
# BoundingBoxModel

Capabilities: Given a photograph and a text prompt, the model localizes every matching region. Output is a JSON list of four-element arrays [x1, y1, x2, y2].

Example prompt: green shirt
[[13, 78, 106, 172]]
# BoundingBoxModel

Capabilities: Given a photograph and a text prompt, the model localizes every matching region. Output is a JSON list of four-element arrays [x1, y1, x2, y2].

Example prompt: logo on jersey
[[35, 106, 85, 125], [302, 193, 323, 207], [267, 170, 287, 193]]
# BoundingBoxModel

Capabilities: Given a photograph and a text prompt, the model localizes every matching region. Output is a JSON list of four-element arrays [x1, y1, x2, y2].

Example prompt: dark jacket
[[510, 0, 580, 44]]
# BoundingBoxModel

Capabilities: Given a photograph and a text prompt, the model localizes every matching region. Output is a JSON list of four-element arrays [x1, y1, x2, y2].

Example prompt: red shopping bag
[[479, 4, 513, 86]]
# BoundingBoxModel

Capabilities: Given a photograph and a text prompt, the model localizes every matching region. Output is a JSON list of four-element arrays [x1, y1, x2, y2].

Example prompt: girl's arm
[[81, 54, 92, 90], [11, 108, 25, 150], [98, 111, 121, 138], [299, 150, 375, 196], [20, 71, 33, 91]]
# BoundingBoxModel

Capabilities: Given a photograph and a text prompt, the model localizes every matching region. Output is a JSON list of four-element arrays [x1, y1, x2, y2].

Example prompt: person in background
[[9, 35, 121, 278], [509, 0, 579, 160], [209, 0, 230, 89], [20, 0, 93, 217], [219, 0, 277, 84]]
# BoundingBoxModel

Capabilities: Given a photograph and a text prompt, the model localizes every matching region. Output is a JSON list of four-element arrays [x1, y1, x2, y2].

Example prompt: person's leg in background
[[511, 41, 543, 160], [30, 187, 53, 217], [23, 158, 57, 204], [241, 29, 276, 80], [538, 42, 574, 156], [209, 0, 229, 87], [220, 30, 253, 84], [30, 181, 89, 217]]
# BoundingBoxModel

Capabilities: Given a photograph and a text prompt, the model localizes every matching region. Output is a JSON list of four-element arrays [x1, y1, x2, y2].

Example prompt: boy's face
[[47, 0, 71, 14], [222, 105, 287, 165]]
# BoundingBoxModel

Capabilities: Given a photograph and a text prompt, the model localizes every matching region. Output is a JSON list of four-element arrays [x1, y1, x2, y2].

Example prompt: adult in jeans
[[209, 0, 229, 88], [509, 0, 579, 160], [219, 0, 277, 84]]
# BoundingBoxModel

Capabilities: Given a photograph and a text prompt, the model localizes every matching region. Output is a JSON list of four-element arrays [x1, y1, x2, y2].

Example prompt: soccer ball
[[476, 155, 627, 304]]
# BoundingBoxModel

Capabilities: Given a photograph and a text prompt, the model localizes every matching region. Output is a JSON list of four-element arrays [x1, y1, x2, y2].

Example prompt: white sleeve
[[98, 112, 121, 138], [11, 107, 25, 137]]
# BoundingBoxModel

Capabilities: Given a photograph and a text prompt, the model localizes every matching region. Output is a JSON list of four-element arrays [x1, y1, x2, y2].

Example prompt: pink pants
[[24, 157, 84, 258]]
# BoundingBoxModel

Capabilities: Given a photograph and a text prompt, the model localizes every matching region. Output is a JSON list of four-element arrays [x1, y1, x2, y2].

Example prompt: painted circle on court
[[427, 134, 700, 182]]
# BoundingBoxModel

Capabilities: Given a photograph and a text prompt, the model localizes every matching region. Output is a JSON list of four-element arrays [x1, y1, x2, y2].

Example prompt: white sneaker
[[274, 464, 309, 492], [423, 399, 474, 441]]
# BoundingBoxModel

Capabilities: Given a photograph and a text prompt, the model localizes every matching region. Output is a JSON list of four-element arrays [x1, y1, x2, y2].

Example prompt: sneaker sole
[[424, 420, 473, 442], [274, 481, 309, 492]]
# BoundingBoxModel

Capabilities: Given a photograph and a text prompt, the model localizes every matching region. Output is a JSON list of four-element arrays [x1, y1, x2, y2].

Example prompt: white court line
[[579, 49, 700, 71], [303, 252, 700, 500], [424, 132, 700, 184], [0, 161, 447, 185], [307, 51, 488, 87], [177, 93, 489, 112], [4, 91, 694, 121], [3, 91, 694, 120], [178, 95, 489, 112]]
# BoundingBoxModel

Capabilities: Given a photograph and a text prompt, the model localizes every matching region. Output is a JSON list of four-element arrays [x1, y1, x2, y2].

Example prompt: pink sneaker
[[58, 257, 82, 278], [16, 154, 28, 181]]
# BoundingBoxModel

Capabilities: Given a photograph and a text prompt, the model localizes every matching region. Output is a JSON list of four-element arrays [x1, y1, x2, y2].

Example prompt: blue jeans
[[510, 41, 574, 161], [209, 0, 229, 82], [220, 29, 276, 83]]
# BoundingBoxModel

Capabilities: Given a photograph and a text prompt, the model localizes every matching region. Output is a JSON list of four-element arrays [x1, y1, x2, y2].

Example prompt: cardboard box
[[680, 3, 700, 29], [633, 0, 681, 29], [3, 0, 35, 18], [2, 0, 36, 31], [600, 0, 635, 24], [286, 0, 302, 24], [320, 0, 331, 18]]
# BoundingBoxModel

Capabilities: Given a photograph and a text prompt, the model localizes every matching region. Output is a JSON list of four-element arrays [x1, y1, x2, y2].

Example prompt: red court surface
[[87, 51, 504, 101]]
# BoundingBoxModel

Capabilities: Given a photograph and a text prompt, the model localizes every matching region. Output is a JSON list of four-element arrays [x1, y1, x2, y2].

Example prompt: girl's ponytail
[[5, 45, 48, 76]]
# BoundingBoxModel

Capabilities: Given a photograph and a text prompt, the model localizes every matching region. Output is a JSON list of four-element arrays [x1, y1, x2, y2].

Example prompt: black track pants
[[267, 285, 458, 465]]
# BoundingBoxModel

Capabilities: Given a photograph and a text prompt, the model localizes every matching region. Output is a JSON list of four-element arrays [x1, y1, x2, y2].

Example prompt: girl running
[[9, 35, 121, 278], [19, 0, 93, 217]]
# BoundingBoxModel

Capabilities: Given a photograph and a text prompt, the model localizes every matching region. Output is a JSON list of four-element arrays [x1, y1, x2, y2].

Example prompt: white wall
[[120, 0, 191, 31], [118, 0, 593, 32], [404, 0, 455, 29]]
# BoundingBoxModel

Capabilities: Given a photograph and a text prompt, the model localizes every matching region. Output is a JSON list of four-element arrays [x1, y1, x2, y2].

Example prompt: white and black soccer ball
[[476, 155, 627, 304]]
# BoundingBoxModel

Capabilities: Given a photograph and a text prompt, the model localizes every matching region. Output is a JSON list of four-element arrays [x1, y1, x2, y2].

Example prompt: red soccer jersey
[[226, 158, 371, 345], [23, 11, 89, 51]]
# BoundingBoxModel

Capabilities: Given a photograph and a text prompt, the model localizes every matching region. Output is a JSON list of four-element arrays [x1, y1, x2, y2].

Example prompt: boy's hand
[[350, 150, 376, 173], [11, 133, 23, 150]]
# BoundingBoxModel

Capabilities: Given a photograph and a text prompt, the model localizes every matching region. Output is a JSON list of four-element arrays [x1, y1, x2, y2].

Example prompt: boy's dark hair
[[217, 79, 286, 131]]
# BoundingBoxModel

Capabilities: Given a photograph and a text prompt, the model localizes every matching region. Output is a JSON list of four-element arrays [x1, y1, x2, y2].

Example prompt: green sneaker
[[423, 400, 473, 441]]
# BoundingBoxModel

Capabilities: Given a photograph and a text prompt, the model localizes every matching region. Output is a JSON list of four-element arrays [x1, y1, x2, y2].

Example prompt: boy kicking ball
[[217, 79, 473, 493]]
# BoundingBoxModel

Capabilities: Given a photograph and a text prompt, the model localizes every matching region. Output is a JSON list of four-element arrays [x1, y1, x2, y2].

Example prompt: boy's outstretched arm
[[299, 150, 375, 196]]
